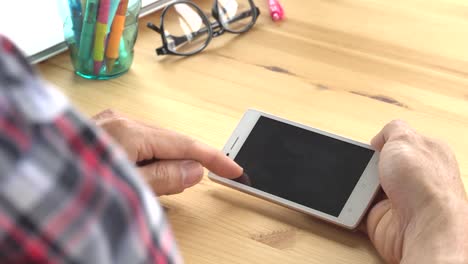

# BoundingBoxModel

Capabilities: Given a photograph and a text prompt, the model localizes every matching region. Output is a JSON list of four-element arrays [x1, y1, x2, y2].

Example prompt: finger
[[365, 199, 392, 243], [147, 128, 243, 179], [357, 221, 368, 234], [187, 140, 243, 179], [370, 130, 386, 152], [358, 189, 387, 234], [371, 120, 412, 151], [139, 160, 204, 196]]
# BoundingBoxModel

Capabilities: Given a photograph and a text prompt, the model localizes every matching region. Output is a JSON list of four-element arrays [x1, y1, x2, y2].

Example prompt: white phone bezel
[[208, 109, 380, 229]]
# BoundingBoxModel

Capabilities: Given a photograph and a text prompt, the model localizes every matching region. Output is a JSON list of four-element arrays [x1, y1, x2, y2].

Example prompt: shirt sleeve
[[0, 35, 182, 264]]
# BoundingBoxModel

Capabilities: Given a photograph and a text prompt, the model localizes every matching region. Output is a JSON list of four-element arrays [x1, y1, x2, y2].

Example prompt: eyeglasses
[[147, 0, 260, 56]]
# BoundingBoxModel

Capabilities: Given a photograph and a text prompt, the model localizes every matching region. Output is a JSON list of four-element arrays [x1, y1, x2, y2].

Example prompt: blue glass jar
[[60, 0, 142, 80]]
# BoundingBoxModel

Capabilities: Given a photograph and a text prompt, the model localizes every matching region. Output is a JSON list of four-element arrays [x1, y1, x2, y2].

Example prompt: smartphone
[[208, 109, 380, 229]]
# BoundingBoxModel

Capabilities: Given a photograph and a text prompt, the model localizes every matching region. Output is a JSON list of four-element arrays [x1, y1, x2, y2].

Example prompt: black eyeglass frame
[[147, 0, 261, 56]]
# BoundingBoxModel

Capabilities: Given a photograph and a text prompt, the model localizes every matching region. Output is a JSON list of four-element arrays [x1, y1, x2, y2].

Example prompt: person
[[0, 35, 466, 263]]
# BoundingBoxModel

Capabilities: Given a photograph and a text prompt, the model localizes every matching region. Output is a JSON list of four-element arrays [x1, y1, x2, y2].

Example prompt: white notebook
[[0, 0, 175, 64]]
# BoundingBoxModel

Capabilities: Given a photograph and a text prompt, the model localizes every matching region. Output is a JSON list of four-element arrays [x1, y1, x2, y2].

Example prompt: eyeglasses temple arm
[[147, 21, 198, 48], [147, 22, 162, 34]]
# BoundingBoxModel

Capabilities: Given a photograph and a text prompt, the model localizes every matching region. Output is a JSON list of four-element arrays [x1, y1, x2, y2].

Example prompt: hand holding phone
[[209, 109, 380, 229], [209, 113, 468, 262], [366, 120, 468, 263]]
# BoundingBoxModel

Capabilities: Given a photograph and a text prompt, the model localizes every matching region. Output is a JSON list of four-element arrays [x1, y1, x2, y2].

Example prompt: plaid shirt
[[0, 36, 181, 263]]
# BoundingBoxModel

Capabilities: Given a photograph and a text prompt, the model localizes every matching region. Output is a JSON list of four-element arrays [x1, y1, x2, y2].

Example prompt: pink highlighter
[[268, 0, 285, 21]]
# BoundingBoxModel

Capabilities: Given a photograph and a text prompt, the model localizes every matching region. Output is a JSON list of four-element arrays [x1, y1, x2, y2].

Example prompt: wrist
[[402, 200, 468, 263]]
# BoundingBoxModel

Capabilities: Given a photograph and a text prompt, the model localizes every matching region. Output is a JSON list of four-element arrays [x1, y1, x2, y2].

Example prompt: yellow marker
[[93, 23, 108, 74], [92, 0, 111, 75]]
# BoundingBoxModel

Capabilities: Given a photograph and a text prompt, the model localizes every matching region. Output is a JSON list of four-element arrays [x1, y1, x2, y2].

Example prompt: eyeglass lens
[[163, 3, 211, 54], [162, 0, 257, 55], [217, 0, 255, 32]]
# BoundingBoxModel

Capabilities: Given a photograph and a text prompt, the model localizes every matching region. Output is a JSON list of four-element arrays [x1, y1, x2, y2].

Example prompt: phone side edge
[[207, 173, 358, 230]]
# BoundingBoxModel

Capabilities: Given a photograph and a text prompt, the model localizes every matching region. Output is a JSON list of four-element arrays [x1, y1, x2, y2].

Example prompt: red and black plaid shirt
[[0, 36, 181, 263]]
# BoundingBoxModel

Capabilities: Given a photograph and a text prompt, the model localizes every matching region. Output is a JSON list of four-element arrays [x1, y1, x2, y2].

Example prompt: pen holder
[[60, 0, 141, 80]]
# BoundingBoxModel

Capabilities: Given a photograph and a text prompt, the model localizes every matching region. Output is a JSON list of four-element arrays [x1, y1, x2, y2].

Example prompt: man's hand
[[366, 120, 468, 263], [93, 109, 243, 196]]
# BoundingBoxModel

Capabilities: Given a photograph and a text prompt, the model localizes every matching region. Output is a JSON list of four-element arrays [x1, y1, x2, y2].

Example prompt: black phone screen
[[233, 116, 375, 217]]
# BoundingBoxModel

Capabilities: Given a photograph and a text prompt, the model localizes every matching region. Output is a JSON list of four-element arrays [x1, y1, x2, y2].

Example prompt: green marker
[[78, 0, 98, 72]]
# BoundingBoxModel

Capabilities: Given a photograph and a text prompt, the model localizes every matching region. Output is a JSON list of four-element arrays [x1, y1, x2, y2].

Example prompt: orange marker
[[106, 0, 129, 73]]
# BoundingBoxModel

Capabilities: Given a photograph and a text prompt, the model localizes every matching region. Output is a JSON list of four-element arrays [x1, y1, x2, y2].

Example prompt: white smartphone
[[208, 109, 380, 229]]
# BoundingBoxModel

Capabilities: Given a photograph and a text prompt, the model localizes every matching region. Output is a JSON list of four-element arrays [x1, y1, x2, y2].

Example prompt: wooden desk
[[39, 0, 468, 263]]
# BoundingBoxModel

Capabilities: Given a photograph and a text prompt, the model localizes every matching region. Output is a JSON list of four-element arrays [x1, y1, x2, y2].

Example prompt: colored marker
[[106, 0, 129, 73], [93, 0, 111, 75], [69, 0, 83, 44], [78, 0, 98, 71], [268, 0, 284, 21], [107, 0, 121, 33]]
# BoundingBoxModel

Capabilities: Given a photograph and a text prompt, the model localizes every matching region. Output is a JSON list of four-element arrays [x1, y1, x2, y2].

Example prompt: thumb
[[139, 160, 204, 196]]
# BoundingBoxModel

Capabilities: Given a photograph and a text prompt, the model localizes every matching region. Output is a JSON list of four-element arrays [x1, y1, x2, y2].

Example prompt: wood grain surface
[[38, 0, 468, 263]]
